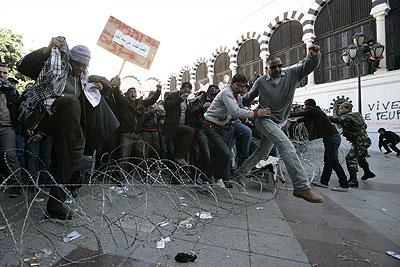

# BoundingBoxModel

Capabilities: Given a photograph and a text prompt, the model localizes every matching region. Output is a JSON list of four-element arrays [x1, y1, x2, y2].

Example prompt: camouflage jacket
[[336, 112, 370, 143]]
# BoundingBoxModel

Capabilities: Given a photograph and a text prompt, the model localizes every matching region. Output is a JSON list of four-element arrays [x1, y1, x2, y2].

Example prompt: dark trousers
[[195, 129, 211, 177], [173, 125, 194, 159], [320, 133, 349, 188], [140, 131, 161, 158], [38, 96, 85, 205], [204, 125, 232, 181], [119, 133, 145, 159], [382, 140, 400, 154]]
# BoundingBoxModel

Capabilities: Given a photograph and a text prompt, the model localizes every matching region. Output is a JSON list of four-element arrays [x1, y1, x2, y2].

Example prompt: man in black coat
[[0, 63, 23, 197], [162, 82, 195, 165], [290, 99, 349, 191], [378, 128, 400, 157], [17, 36, 101, 220]]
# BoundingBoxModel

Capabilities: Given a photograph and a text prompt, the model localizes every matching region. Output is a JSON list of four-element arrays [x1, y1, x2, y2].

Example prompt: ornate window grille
[[213, 53, 231, 85], [314, 0, 375, 84], [195, 62, 209, 91], [181, 70, 190, 84], [269, 21, 307, 87], [237, 40, 263, 82], [169, 76, 177, 91], [386, 0, 400, 70]]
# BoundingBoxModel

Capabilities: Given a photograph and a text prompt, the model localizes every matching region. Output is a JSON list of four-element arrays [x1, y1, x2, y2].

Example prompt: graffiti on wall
[[364, 100, 400, 130]]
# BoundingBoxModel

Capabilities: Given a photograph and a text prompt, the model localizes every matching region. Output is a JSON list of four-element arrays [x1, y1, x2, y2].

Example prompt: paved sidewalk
[[0, 152, 399, 266]]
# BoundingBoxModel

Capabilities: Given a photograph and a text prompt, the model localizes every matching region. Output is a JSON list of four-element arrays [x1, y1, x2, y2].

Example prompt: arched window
[[237, 40, 263, 82], [195, 62, 209, 91], [169, 76, 177, 91], [213, 52, 231, 85], [269, 20, 307, 86], [181, 70, 190, 84], [386, 0, 400, 70], [314, 0, 375, 84]]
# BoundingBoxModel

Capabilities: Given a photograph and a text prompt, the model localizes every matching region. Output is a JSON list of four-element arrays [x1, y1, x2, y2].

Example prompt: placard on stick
[[97, 16, 160, 71]]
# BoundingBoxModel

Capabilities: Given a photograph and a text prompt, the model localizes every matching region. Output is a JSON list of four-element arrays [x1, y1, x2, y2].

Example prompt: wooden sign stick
[[118, 59, 127, 76]]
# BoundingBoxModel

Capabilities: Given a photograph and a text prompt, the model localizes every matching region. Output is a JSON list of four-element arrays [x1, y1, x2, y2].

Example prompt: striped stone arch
[[208, 46, 231, 76], [192, 57, 208, 81], [306, 0, 378, 37], [145, 77, 162, 84], [230, 32, 263, 65], [178, 65, 191, 85], [262, 10, 307, 56], [305, 0, 333, 37]]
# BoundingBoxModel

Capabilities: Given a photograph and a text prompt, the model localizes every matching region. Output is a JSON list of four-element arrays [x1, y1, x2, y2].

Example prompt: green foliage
[[0, 28, 31, 92]]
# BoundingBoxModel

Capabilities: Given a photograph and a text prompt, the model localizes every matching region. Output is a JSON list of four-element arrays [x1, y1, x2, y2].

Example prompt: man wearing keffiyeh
[[17, 36, 100, 220]]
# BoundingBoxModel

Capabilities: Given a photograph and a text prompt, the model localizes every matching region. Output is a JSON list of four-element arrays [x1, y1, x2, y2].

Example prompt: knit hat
[[70, 45, 91, 66], [339, 102, 353, 110]]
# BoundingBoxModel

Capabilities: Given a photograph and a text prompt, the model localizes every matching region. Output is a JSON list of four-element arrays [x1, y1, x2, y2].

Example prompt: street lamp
[[341, 32, 384, 114]]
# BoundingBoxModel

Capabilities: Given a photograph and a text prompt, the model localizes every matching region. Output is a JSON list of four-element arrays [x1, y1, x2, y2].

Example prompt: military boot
[[348, 172, 359, 188], [359, 162, 376, 181]]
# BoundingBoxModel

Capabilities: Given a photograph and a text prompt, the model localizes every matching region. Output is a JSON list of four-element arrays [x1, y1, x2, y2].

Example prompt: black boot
[[361, 170, 376, 181], [71, 155, 94, 172], [348, 172, 359, 188], [46, 187, 73, 220]]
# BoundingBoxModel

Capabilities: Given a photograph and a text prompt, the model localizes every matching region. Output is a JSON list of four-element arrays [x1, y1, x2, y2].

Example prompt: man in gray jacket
[[203, 74, 270, 188], [235, 44, 323, 203]]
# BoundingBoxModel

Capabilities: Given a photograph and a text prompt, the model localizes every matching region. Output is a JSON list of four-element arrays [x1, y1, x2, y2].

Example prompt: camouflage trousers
[[346, 139, 371, 174]]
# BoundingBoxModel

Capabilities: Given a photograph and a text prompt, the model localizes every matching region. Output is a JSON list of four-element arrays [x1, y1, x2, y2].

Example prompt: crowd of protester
[[0, 36, 387, 220]]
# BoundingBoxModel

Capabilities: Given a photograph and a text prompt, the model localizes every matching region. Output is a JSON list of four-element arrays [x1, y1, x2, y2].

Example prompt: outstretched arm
[[287, 44, 321, 84], [17, 37, 65, 80]]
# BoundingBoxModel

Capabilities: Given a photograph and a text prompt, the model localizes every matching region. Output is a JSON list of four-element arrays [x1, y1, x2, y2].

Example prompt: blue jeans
[[224, 121, 252, 168], [238, 118, 309, 189], [26, 136, 53, 184], [320, 133, 348, 187], [0, 126, 22, 184]]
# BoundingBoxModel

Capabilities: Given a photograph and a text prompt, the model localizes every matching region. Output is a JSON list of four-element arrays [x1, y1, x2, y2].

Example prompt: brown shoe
[[293, 188, 323, 203], [233, 171, 246, 187]]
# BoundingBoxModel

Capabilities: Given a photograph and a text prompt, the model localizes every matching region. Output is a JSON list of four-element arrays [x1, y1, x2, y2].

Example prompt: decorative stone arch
[[208, 46, 231, 77], [167, 73, 178, 92], [230, 32, 263, 66], [121, 75, 141, 93], [193, 57, 210, 91], [262, 10, 307, 56], [305, 0, 333, 38], [178, 65, 191, 86], [145, 77, 162, 84], [306, 0, 380, 39]]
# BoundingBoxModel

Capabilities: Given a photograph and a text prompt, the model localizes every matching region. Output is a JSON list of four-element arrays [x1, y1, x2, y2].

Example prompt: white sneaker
[[311, 181, 328, 188], [331, 187, 349, 192], [214, 179, 226, 189]]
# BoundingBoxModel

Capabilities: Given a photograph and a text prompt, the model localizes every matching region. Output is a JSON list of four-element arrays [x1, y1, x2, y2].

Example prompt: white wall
[[294, 70, 400, 151]]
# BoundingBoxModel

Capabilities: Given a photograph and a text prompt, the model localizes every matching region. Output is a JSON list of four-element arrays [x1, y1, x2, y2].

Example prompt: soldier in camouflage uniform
[[331, 102, 375, 187]]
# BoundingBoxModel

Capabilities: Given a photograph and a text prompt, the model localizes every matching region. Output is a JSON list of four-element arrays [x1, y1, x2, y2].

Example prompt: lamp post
[[342, 32, 384, 114]]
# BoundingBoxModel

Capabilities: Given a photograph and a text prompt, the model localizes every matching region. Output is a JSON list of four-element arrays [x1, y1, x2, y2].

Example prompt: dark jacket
[[186, 94, 208, 129], [379, 131, 400, 148], [290, 106, 337, 141], [17, 48, 48, 80], [17, 49, 120, 150], [0, 79, 20, 128], [112, 87, 161, 134], [162, 91, 185, 138]]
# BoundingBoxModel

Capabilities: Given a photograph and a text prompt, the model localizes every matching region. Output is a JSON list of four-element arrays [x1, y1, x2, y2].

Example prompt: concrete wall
[[294, 70, 400, 151]]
